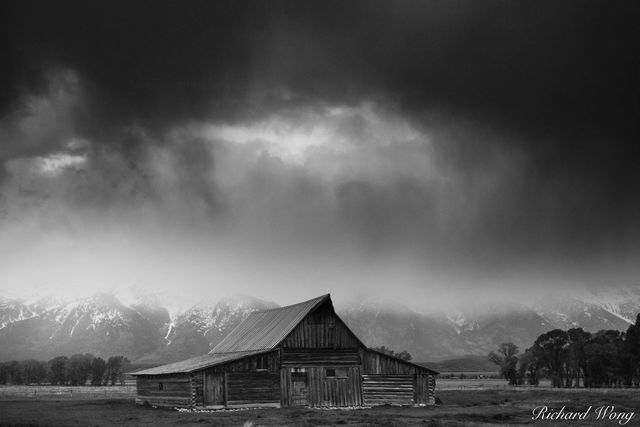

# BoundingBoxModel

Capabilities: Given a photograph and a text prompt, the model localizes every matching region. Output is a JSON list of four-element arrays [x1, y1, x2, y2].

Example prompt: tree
[[530, 330, 570, 387], [0, 361, 24, 385], [396, 350, 412, 362], [105, 356, 131, 386], [488, 342, 520, 385], [48, 356, 69, 385], [623, 313, 640, 387], [67, 354, 94, 386], [516, 349, 539, 385], [22, 360, 48, 385], [91, 357, 107, 386], [373, 346, 412, 361], [584, 330, 622, 386], [567, 328, 591, 387]]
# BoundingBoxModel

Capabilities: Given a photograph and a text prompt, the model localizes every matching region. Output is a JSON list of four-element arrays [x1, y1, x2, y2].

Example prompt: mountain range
[[1, 288, 639, 364]]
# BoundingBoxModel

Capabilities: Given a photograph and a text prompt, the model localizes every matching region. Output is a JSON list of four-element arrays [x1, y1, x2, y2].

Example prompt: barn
[[132, 294, 438, 408]]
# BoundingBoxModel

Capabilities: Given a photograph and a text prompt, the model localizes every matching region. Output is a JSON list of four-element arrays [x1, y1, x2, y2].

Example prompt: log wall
[[191, 372, 204, 407], [362, 374, 413, 406], [135, 375, 192, 408], [362, 350, 420, 375]]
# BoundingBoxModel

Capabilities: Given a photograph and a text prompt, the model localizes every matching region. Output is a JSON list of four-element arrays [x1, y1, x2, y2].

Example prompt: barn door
[[291, 372, 308, 406], [204, 372, 225, 406]]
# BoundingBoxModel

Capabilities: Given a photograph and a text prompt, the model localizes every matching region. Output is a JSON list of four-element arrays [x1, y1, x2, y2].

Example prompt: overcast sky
[[1, 1, 639, 308]]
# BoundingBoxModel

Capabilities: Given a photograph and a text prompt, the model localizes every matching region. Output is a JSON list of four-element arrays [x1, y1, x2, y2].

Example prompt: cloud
[[2, 1, 639, 304]]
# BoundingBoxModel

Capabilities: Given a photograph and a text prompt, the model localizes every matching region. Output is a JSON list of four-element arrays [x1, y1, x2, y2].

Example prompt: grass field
[[1, 388, 639, 426], [0, 385, 135, 399]]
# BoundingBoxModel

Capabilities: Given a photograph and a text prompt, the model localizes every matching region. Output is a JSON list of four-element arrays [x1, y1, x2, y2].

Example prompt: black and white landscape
[[2, 0, 639, 377]]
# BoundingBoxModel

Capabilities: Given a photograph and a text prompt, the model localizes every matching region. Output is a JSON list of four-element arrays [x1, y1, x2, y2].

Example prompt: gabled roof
[[211, 294, 339, 353], [131, 349, 274, 375]]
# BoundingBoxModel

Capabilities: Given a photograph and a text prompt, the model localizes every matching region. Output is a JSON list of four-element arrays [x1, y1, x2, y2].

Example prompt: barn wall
[[281, 365, 362, 407], [226, 372, 280, 406], [361, 350, 433, 375], [414, 374, 436, 405], [281, 348, 360, 367], [281, 302, 360, 349], [208, 351, 279, 373], [361, 350, 437, 406], [192, 372, 204, 407], [135, 374, 192, 408], [362, 374, 414, 406]]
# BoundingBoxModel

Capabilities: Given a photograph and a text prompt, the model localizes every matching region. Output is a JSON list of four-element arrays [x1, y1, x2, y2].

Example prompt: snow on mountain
[[580, 287, 640, 324], [0, 296, 37, 330], [0, 287, 638, 363]]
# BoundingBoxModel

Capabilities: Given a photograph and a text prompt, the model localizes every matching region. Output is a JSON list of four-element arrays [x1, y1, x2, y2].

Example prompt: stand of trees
[[489, 313, 640, 387], [0, 354, 131, 386], [373, 346, 413, 361]]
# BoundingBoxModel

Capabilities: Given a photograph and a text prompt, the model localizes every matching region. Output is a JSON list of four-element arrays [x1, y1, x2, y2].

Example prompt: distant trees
[[488, 313, 640, 388], [90, 357, 107, 386], [105, 356, 131, 386], [373, 346, 413, 361], [67, 354, 94, 386], [488, 343, 520, 385], [48, 356, 69, 385], [0, 354, 131, 386]]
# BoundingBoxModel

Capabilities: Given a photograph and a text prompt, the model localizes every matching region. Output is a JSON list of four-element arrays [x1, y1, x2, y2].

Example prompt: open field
[[1, 389, 639, 426], [0, 385, 135, 399], [436, 379, 553, 391]]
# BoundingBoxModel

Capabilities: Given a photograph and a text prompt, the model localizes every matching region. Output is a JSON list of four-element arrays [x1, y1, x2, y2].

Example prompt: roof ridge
[[210, 293, 332, 353], [251, 293, 330, 313]]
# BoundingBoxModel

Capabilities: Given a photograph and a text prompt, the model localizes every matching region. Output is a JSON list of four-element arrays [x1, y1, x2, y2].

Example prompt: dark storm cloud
[[2, 0, 639, 296]]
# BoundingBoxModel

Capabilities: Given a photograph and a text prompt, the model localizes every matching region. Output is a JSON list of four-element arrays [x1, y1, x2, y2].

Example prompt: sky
[[1, 1, 639, 309]]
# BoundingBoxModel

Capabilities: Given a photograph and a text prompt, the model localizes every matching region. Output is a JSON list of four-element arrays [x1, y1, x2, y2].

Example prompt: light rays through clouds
[[2, 1, 639, 308], [0, 70, 523, 306]]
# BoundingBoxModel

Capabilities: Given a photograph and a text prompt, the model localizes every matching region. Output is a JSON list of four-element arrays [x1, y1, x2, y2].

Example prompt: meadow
[[1, 385, 639, 426]]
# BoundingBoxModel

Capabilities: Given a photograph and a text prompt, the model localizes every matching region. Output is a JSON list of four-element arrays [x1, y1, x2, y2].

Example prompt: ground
[[0, 389, 639, 426]]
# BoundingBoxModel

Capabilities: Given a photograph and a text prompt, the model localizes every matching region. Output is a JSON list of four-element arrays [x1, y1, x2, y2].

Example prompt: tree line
[[0, 354, 131, 386], [373, 346, 413, 361], [489, 313, 640, 387]]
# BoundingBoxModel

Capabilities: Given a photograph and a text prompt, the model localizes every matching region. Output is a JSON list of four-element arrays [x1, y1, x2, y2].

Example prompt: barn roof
[[364, 347, 440, 375], [130, 349, 274, 375], [211, 294, 350, 353]]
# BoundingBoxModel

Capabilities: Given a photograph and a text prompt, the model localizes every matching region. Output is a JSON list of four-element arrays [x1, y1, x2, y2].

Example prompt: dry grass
[[0, 385, 135, 400], [0, 389, 638, 426]]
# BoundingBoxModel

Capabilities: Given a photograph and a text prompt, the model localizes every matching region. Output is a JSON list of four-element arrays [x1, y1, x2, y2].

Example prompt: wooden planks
[[204, 372, 225, 406], [362, 375, 414, 406], [281, 302, 361, 349], [283, 366, 362, 407], [209, 350, 279, 373], [281, 349, 360, 367], [226, 372, 280, 406], [362, 349, 428, 375]]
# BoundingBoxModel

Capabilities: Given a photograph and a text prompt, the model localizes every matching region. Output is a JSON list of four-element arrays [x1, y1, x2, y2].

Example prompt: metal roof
[[211, 294, 331, 353], [131, 349, 274, 375]]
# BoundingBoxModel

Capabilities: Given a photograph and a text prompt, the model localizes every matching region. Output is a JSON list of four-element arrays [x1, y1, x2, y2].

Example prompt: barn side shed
[[132, 294, 438, 408]]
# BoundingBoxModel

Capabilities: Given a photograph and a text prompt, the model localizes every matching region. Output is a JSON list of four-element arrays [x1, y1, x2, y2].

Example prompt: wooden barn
[[132, 294, 438, 408]]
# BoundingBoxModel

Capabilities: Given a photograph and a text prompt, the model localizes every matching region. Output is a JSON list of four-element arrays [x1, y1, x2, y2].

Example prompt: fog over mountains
[[2, 287, 639, 363]]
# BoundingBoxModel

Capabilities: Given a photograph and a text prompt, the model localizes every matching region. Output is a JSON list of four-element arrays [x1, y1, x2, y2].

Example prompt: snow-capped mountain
[[140, 294, 279, 363], [0, 293, 169, 361], [0, 287, 638, 363], [0, 296, 37, 330]]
